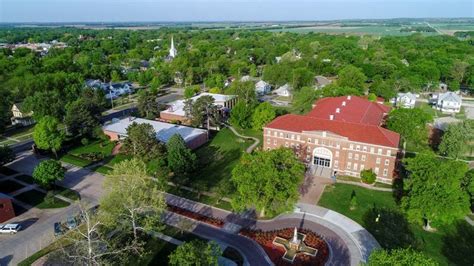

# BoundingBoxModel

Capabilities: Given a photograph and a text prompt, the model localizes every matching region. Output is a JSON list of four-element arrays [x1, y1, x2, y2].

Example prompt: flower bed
[[240, 228, 329, 266], [166, 205, 225, 228]]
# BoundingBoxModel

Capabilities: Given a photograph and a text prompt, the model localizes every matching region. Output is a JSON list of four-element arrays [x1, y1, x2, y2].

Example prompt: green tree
[[402, 153, 470, 229], [169, 240, 221, 266], [291, 67, 314, 90], [0, 146, 15, 166], [229, 100, 253, 129], [184, 85, 200, 99], [438, 122, 471, 159], [32, 159, 65, 188], [366, 248, 437, 266], [100, 159, 165, 241], [231, 148, 305, 217], [167, 134, 196, 180], [183, 95, 221, 130], [386, 108, 432, 150], [33, 116, 64, 158], [360, 169, 376, 184], [337, 65, 367, 92], [64, 98, 102, 138], [121, 122, 164, 162], [137, 90, 162, 119], [251, 102, 276, 130], [226, 81, 257, 106], [292, 86, 318, 114]]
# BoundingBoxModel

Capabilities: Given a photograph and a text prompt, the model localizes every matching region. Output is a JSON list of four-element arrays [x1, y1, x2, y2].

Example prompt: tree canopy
[[386, 108, 432, 148], [251, 102, 276, 130], [168, 240, 221, 266], [166, 134, 196, 181], [32, 116, 64, 157], [32, 159, 65, 188], [231, 148, 305, 217], [121, 122, 164, 162], [366, 248, 437, 266]]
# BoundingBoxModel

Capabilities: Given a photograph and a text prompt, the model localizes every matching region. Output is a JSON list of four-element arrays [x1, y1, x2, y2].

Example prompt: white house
[[273, 84, 292, 97], [255, 80, 271, 95], [431, 92, 462, 113], [394, 92, 417, 108], [11, 103, 34, 127], [315, 75, 332, 89]]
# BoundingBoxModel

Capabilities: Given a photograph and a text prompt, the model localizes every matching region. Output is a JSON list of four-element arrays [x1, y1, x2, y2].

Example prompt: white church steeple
[[169, 36, 177, 58]]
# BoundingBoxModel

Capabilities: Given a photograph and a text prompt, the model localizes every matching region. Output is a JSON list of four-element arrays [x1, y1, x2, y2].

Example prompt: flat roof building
[[102, 117, 208, 149]]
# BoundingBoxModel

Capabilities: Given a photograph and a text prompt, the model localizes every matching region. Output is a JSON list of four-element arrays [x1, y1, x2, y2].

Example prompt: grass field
[[192, 128, 253, 188], [269, 25, 439, 36], [318, 183, 474, 265], [15, 189, 70, 209]]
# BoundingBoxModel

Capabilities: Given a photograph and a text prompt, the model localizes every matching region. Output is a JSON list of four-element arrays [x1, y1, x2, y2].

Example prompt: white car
[[0, 223, 22, 234]]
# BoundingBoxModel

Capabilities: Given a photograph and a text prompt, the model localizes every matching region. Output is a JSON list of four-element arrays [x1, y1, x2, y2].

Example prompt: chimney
[[329, 115, 334, 120], [347, 95, 351, 100], [342, 101, 346, 106], [336, 108, 340, 113]]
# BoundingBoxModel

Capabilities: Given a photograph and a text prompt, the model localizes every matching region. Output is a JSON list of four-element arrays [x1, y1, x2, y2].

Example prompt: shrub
[[81, 138, 89, 146], [78, 152, 104, 162], [361, 169, 376, 184]]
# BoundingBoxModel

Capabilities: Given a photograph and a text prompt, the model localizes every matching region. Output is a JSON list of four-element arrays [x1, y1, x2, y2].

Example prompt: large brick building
[[263, 96, 400, 183]]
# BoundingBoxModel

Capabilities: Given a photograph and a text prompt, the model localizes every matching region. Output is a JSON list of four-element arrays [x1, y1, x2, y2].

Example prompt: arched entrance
[[312, 147, 332, 168]]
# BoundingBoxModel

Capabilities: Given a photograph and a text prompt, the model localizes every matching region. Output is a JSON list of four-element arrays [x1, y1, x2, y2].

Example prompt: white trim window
[[353, 163, 358, 171], [347, 162, 352, 169], [363, 146, 367, 152], [267, 138, 270, 144], [348, 152, 353, 159], [375, 167, 379, 174], [378, 148, 383, 155], [307, 138, 312, 143], [385, 159, 390, 166], [383, 169, 388, 176], [285, 142, 289, 147], [376, 157, 381, 164], [370, 147, 375, 153], [335, 151, 339, 157], [273, 140, 277, 145], [386, 150, 391, 156], [361, 155, 366, 161], [354, 154, 359, 160]]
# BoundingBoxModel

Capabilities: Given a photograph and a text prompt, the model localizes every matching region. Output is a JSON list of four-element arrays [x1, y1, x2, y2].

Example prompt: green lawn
[[52, 185, 81, 201], [167, 186, 233, 211], [318, 183, 474, 265], [60, 154, 92, 167], [192, 128, 253, 188], [14, 189, 70, 209], [234, 127, 263, 148], [68, 140, 115, 157]]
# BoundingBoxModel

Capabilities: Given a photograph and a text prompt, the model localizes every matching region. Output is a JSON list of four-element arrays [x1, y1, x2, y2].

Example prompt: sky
[[0, 0, 473, 23]]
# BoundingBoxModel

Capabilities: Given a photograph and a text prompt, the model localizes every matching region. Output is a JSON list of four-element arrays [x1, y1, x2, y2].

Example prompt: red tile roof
[[265, 96, 400, 148], [307, 96, 391, 126]]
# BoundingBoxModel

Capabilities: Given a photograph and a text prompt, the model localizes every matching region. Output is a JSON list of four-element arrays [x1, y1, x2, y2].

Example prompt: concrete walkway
[[225, 124, 260, 153], [299, 174, 335, 204], [336, 180, 393, 192]]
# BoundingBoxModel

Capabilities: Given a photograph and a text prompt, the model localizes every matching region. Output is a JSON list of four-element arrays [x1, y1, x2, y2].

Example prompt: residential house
[[431, 92, 462, 113], [315, 76, 332, 89], [255, 80, 272, 95], [273, 84, 292, 97], [393, 92, 417, 108], [11, 103, 34, 127], [160, 93, 238, 124], [264, 96, 400, 183], [102, 117, 208, 150]]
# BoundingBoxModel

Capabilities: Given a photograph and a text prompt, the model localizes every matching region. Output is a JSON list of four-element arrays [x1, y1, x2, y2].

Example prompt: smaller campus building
[[160, 93, 237, 123], [102, 117, 208, 149]]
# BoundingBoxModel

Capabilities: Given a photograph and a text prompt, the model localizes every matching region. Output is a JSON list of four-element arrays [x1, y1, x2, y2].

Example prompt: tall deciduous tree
[[32, 159, 65, 188], [100, 159, 166, 241], [386, 108, 432, 150], [292, 86, 318, 114], [337, 65, 367, 93], [402, 153, 470, 230], [229, 101, 253, 129], [184, 95, 221, 130], [166, 134, 196, 181], [137, 90, 162, 119], [366, 248, 437, 266], [33, 116, 64, 158], [231, 148, 305, 217], [121, 122, 164, 162], [438, 121, 472, 159], [251, 102, 276, 130], [168, 240, 221, 266]]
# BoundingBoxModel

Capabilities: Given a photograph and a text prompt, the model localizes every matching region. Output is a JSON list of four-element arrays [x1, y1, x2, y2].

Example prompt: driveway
[[0, 151, 105, 265]]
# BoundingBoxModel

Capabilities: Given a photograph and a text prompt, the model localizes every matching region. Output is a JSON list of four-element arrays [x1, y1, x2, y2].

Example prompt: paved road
[[0, 151, 104, 265]]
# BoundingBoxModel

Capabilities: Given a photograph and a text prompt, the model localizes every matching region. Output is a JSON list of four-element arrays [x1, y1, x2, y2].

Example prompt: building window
[[307, 138, 312, 143], [383, 169, 388, 176], [297, 135, 300, 141], [296, 144, 300, 149], [378, 148, 382, 155], [385, 159, 390, 166], [335, 151, 339, 157], [291, 134, 295, 140], [348, 152, 353, 159], [273, 140, 277, 145], [285, 142, 289, 147], [376, 157, 381, 164], [280, 133, 283, 138], [336, 143, 340, 149], [353, 163, 358, 171], [267, 138, 270, 144], [266, 130, 271, 135], [307, 146, 311, 152], [315, 139, 319, 144], [375, 167, 379, 174], [286, 134, 290, 139], [350, 144, 354, 150], [356, 145, 360, 151], [363, 146, 367, 152], [360, 164, 365, 170], [361, 155, 366, 161], [274, 131, 278, 137], [306, 154, 311, 162], [354, 154, 359, 160], [386, 150, 391, 156], [347, 162, 352, 169], [370, 147, 375, 153]]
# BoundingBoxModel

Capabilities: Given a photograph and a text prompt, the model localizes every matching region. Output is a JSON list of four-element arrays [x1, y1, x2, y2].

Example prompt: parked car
[[0, 224, 22, 234], [66, 217, 77, 229], [54, 222, 63, 236]]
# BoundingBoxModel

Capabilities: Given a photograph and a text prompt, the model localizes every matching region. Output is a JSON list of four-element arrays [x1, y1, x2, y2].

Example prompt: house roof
[[102, 117, 207, 144], [315, 75, 332, 86], [397, 92, 417, 101], [162, 93, 237, 116], [437, 92, 461, 103], [306, 96, 390, 126], [265, 114, 400, 148]]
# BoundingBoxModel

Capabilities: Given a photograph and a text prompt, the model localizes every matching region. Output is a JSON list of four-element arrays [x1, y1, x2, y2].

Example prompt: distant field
[[269, 25, 440, 36], [431, 23, 474, 35]]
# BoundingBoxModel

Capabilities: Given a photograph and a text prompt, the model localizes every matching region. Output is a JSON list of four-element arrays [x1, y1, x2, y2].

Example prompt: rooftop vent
[[329, 115, 334, 120], [347, 95, 352, 100], [336, 108, 340, 113], [342, 101, 346, 106]]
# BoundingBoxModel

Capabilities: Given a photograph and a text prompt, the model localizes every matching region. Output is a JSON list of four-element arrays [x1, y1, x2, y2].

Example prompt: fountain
[[272, 227, 318, 263]]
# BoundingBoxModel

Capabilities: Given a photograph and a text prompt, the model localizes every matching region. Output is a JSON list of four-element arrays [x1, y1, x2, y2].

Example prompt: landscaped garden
[[318, 183, 474, 265], [60, 139, 116, 168]]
